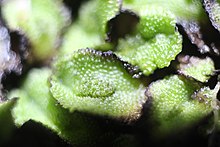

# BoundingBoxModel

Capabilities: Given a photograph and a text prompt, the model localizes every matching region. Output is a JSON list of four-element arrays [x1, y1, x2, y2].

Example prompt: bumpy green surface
[[60, 0, 117, 55], [137, 6, 176, 39], [178, 56, 215, 82], [78, 0, 100, 34], [60, 23, 102, 56], [96, 0, 121, 38], [59, 1, 100, 55], [116, 5, 182, 76], [9, 68, 104, 145], [0, 100, 16, 143], [146, 75, 213, 136], [50, 49, 147, 121], [117, 32, 182, 76], [2, 0, 68, 61], [123, 0, 206, 22]]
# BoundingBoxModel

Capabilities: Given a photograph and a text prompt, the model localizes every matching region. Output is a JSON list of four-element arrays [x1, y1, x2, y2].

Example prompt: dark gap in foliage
[[177, 22, 220, 89], [200, 22, 220, 56], [63, 0, 88, 20], [200, 21, 220, 70], [133, 97, 211, 147], [177, 23, 206, 57], [1, 121, 70, 147], [208, 131, 220, 147], [177, 20, 212, 54], [76, 111, 141, 147], [146, 60, 178, 83], [106, 9, 140, 44], [2, 32, 33, 91], [205, 74, 218, 89], [9, 32, 29, 66], [177, 18, 220, 68]]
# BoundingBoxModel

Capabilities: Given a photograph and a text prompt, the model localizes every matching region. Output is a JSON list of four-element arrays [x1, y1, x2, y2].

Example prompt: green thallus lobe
[[178, 56, 215, 82], [50, 48, 147, 121], [116, 32, 182, 76], [146, 75, 218, 137], [123, 0, 207, 22], [115, 5, 182, 76], [0, 99, 16, 143], [9, 68, 109, 146]]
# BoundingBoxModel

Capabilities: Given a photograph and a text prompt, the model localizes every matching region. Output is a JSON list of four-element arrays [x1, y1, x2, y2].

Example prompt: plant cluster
[[0, 0, 220, 146]]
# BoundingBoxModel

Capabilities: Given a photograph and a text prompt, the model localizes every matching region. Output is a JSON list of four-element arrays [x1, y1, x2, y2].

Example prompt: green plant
[[0, 0, 220, 146]]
